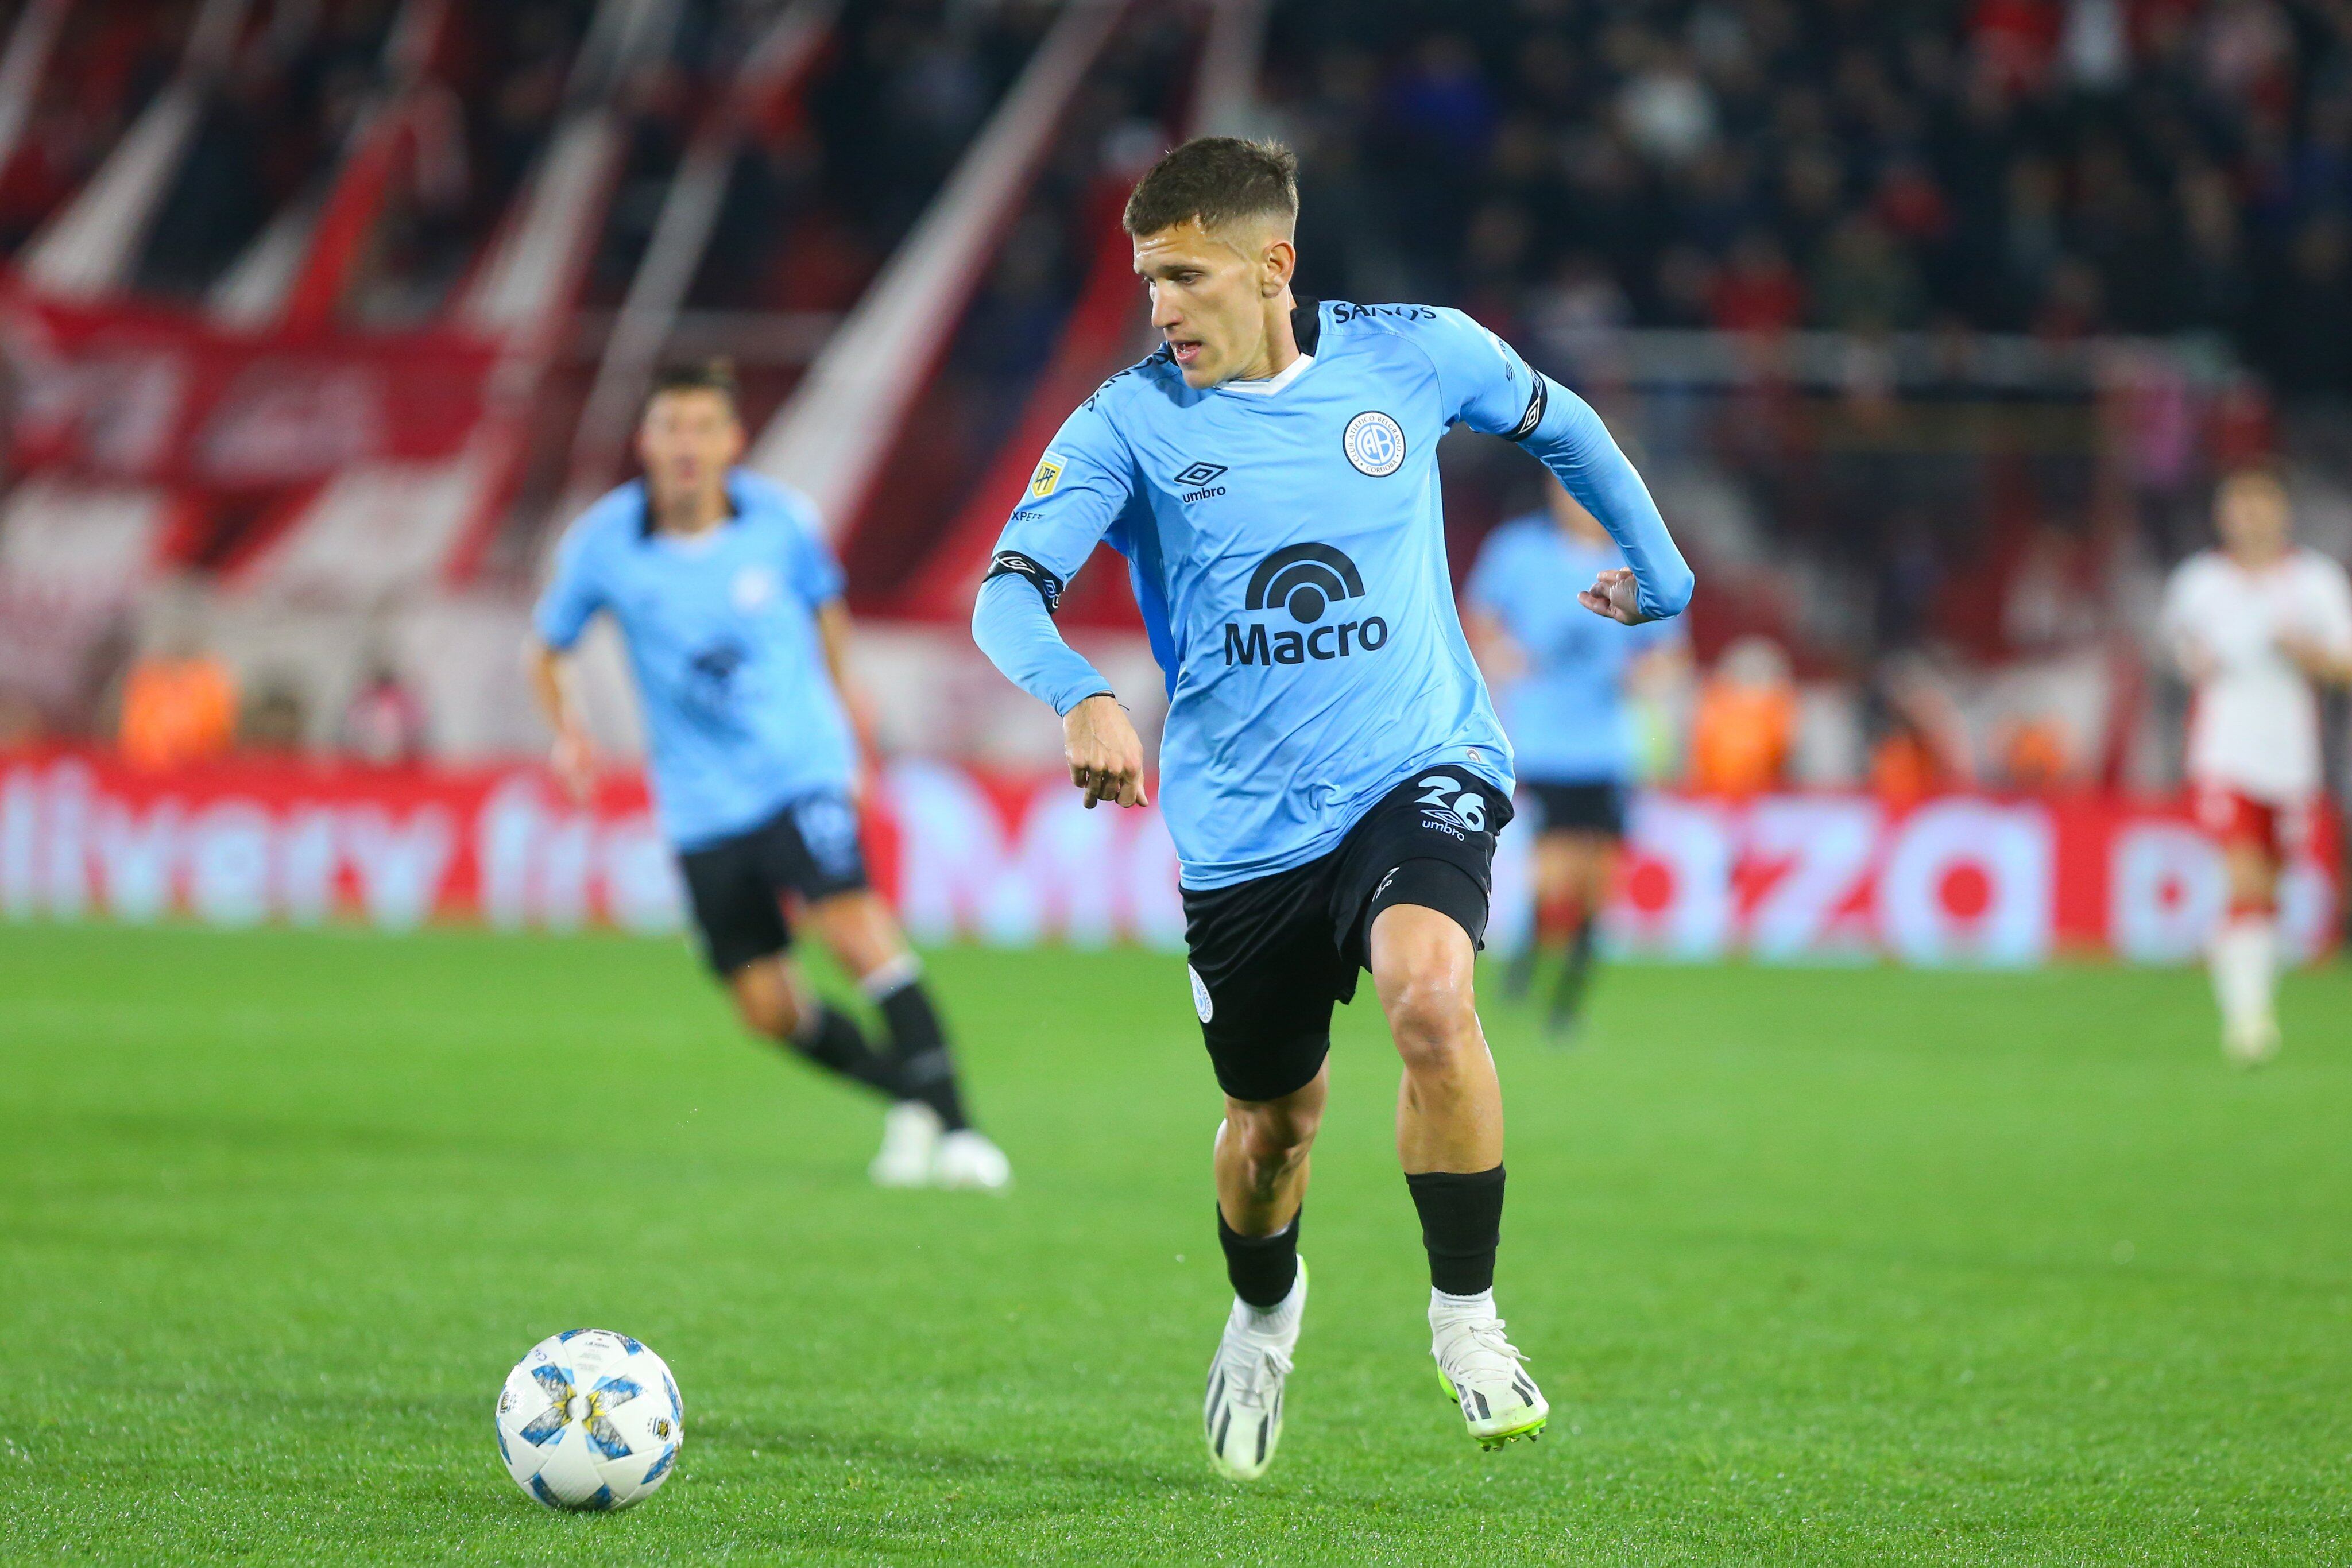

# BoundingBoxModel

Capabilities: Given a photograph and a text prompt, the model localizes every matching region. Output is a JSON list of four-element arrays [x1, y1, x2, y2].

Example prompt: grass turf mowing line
[[0, 923, 2347, 1564]]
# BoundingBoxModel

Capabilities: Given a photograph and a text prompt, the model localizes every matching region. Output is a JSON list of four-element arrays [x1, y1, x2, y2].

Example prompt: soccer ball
[[494, 1329, 684, 1511]]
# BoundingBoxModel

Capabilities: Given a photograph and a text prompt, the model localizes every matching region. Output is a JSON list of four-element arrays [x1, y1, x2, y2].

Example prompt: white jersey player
[[2158, 468, 2352, 1065]]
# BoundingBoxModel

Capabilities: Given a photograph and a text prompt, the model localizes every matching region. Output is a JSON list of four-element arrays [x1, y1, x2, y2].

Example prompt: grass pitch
[[2, 924, 2349, 1565]]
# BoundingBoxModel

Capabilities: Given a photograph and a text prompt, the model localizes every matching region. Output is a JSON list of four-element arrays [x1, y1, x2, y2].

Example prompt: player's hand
[[1579, 567, 1649, 625], [1063, 694, 1148, 809], [551, 725, 596, 803], [2276, 630, 2352, 685]]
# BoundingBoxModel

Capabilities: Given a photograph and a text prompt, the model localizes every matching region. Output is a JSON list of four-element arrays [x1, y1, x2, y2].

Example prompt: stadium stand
[[0, 0, 2345, 811]]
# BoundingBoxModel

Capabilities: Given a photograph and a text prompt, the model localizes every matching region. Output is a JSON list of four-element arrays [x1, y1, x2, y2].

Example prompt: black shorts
[[676, 792, 869, 974], [1522, 779, 1627, 838], [1180, 765, 1513, 1104]]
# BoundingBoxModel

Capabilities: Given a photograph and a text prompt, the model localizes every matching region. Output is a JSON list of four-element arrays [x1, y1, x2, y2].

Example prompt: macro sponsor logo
[[1174, 460, 1228, 503], [1221, 543, 1389, 667]]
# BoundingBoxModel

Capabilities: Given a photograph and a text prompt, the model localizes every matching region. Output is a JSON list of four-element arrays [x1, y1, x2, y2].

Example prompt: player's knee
[[729, 965, 803, 1040], [1384, 970, 1479, 1075], [1240, 1102, 1320, 1164]]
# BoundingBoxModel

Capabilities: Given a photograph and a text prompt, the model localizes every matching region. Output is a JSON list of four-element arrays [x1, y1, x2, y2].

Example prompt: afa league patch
[[1030, 452, 1066, 498], [1343, 411, 1406, 477], [1188, 964, 1214, 1023]]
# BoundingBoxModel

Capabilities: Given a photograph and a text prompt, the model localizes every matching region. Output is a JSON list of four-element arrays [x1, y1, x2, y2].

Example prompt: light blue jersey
[[973, 300, 1692, 889], [534, 470, 856, 852], [1465, 514, 1684, 785]]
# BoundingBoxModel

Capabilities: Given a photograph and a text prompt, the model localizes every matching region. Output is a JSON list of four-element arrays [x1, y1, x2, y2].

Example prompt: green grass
[[2, 926, 2349, 1565]]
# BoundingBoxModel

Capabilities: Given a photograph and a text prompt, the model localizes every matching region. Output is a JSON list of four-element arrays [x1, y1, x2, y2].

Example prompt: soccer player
[[972, 139, 1691, 1476], [528, 362, 1011, 1189], [1465, 477, 1688, 1039], [2160, 466, 2352, 1066]]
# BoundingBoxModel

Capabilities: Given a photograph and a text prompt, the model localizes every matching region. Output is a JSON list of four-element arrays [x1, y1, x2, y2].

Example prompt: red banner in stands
[[0, 750, 2336, 964], [0, 291, 494, 486]]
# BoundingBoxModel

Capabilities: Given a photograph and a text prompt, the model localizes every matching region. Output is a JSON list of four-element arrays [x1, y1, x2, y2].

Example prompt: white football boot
[[1432, 1299, 1549, 1450], [868, 1101, 941, 1188], [2222, 1012, 2280, 1069], [1204, 1260, 1306, 1481], [931, 1128, 1013, 1191]]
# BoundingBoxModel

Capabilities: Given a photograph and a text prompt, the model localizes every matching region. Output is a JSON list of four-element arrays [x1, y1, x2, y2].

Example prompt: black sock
[[872, 976, 970, 1132], [1552, 916, 1596, 1022], [1405, 1165, 1505, 1296], [784, 1002, 904, 1101], [1217, 1209, 1301, 1308]]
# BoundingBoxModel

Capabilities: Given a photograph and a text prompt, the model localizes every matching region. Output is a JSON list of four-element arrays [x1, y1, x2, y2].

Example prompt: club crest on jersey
[[1029, 453, 1065, 498], [730, 563, 778, 613], [1223, 542, 1388, 666], [1343, 411, 1406, 477]]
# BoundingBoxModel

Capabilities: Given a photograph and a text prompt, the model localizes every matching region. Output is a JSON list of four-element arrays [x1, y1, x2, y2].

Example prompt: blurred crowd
[[1266, 0, 2352, 394]]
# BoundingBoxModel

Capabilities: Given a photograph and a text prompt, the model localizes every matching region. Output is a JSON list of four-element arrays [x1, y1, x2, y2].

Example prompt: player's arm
[[1425, 308, 1693, 626], [525, 526, 605, 800], [2156, 565, 2220, 683], [971, 402, 1149, 809], [524, 639, 595, 800], [784, 514, 883, 766], [2273, 561, 2352, 687], [1461, 606, 1528, 684], [815, 599, 884, 765], [1458, 536, 1529, 682]]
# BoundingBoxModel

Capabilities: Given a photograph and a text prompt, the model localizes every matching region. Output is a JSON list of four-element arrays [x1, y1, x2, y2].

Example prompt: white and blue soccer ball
[[495, 1329, 684, 1511]]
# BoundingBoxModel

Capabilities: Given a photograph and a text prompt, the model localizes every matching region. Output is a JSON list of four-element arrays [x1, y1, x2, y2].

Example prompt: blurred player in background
[[2160, 467, 2352, 1067], [974, 138, 1691, 1476], [528, 362, 1010, 1188], [1465, 478, 1687, 1040]]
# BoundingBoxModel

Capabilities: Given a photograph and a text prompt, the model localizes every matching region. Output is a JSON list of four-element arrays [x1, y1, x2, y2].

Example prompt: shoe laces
[[1224, 1339, 1293, 1409], [1441, 1317, 1531, 1385]]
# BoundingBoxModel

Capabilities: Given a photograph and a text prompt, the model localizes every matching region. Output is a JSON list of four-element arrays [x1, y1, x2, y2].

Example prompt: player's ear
[[1260, 234, 1295, 297]]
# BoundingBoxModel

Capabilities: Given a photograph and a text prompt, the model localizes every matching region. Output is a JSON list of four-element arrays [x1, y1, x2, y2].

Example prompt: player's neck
[[652, 482, 730, 537], [1231, 291, 1302, 384], [2226, 543, 2288, 571]]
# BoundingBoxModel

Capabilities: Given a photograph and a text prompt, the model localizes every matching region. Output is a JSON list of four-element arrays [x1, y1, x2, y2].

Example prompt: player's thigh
[[2222, 839, 2279, 905], [678, 826, 793, 978], [1365, 896, 1481, 1055], [1183, 873, 1345, 1106], [1556, 831, 1620, 908], [768, 791, 875, 927], [803, 889, 908, 979], [724, 951, 811, 1038]]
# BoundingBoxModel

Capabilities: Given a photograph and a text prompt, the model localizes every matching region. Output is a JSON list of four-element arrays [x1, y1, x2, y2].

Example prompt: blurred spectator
[[1258, 1, 2352, 388], [1710, 229, 1803, 334], [119, 644, 238, 772], [1867, 653, 1976, 804], [1688, 636, 1796, 796], [0, 688, 42, 749], [341, 657, 429, 764], [241, 677, 308, 753]]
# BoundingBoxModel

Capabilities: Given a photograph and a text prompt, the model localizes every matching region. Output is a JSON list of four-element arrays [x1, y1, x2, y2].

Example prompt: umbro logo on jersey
[[1174, 461, 1228, 503], [1223, 542, 1389, 667]]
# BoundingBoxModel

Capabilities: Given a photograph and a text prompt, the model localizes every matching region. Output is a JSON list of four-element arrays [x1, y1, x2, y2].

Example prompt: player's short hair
[[1121, 137, 1299, 239], [2216, 459, 2284, 493], [643, 359, 739, 417]]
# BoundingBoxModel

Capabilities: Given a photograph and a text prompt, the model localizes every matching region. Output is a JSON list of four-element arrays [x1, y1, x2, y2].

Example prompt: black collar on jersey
[[1290, 297, 1320, 357], [639, 478, 741, 541]]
